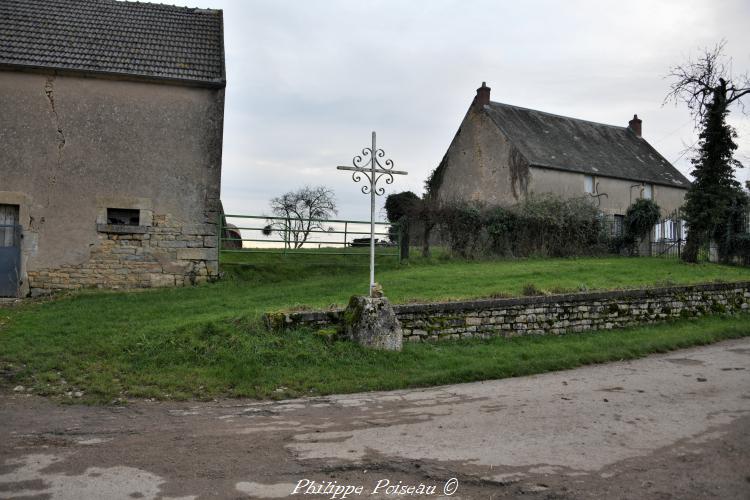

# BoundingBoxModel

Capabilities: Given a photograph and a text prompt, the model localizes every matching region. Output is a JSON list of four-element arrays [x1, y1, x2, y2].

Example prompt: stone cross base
[[343, 295, 403, 351]]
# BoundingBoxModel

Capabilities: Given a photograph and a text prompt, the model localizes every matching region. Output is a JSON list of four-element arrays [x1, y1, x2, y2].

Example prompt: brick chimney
[[628, 114, 642, 137], [474, 81, 491, 108]]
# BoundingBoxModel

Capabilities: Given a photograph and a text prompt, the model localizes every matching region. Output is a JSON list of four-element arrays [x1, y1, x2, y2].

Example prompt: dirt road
[[1, 338, 749, 499]]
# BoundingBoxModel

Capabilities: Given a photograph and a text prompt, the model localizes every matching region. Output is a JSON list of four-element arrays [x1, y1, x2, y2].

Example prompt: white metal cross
[[337, 131, 408, 297]]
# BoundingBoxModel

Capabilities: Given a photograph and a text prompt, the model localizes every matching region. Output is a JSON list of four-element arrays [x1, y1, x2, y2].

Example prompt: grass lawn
[[1, 254, 749, 403]]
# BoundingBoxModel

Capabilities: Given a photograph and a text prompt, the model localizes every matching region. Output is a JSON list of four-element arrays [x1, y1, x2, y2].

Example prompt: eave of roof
[[0, 62, 226, 89]]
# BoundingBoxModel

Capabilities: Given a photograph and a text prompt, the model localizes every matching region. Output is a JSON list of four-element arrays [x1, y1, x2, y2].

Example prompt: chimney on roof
[[628, 114, 642, 137], [475, 81, 491, 108]]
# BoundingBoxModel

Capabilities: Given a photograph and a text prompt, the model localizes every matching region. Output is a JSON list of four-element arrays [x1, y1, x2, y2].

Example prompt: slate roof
[[484, 102, 690, 188], [0, 0, 225, 86]]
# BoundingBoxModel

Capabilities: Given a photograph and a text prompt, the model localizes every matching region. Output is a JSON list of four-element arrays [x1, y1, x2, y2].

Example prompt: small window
[[107, 208, 139, 226], [642, 183, 653, 200], [584, 175, 595, 194]]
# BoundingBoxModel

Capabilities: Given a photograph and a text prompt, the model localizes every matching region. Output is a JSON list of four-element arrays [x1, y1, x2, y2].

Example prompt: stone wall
[[26, 213, 218, 293], [0, 71, 224, 296], [266, 282, 750, 341]]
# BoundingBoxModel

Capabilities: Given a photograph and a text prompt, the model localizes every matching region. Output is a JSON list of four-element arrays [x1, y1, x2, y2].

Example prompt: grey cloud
[[174, 0, 750, 219]]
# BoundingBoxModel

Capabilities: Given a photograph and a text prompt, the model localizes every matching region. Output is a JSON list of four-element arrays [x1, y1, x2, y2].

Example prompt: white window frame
[[664, 219, 674, 240], [584, 175, 595, 194]]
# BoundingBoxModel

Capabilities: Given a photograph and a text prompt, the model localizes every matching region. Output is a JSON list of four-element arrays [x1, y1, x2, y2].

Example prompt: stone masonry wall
[[1, 71, 224, 297], [26, 213, 218, 293], [267, 282, 750, 341]]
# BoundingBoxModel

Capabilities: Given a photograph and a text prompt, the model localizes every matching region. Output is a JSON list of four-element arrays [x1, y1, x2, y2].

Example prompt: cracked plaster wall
[[0, 71, 224, 295]]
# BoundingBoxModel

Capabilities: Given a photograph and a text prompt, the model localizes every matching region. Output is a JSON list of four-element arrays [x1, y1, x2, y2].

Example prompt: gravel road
[[1, 338, 749, 499]]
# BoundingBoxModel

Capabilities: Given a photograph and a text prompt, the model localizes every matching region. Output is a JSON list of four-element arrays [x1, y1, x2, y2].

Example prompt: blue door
[[0, 205, 21, 297]]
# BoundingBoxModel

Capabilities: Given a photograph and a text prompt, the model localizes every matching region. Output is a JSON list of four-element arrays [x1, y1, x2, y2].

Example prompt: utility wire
[[651, 118, 694, 146]]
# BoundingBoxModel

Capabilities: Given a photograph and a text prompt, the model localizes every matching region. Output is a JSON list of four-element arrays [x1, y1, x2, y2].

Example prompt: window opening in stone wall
[[107, 208, 140, 226]]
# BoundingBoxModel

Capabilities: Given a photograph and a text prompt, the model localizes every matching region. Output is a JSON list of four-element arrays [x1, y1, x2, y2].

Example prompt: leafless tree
[[268, 186, 337, 249], [664, 41, 750, 122]]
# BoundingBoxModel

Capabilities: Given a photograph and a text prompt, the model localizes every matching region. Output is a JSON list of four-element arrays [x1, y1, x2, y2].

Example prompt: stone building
[[0, 0, 225, 297], [430, 83, 690, 221]]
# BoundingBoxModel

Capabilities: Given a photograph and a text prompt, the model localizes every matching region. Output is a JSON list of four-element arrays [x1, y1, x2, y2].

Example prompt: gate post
[[217, 212, 223, 252], [399, 218, 409, 262]]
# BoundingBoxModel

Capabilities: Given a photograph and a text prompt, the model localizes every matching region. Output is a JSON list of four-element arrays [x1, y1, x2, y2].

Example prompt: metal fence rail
[[220, 214, 402, 260]]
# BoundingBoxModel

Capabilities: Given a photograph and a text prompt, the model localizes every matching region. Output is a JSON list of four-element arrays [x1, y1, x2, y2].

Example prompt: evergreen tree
[[665, 43, 750, 262], [681, 79, 743, 261]]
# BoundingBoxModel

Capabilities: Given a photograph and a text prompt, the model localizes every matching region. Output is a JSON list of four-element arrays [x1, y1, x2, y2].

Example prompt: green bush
[[384, 191, 421, 242], [714, 191, 750, 265], [623, 199, 661, 254], [513, 196, 606, 257], [434, 196, 609, 259], [437, 202, 485, 258], [485, 207, 519, 255]]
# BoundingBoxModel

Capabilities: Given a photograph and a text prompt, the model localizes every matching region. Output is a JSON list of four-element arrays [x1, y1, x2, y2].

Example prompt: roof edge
[[217, 8, 227, 84], [0, 63, 226, 89], [98, 0, 222, 15]]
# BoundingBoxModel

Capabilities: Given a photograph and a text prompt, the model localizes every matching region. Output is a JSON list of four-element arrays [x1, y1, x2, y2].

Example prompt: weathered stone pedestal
[[343, 295, 403, 351]]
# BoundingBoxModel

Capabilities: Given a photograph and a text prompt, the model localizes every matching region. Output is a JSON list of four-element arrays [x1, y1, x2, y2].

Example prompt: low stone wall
[[266, 282, 750, 342]]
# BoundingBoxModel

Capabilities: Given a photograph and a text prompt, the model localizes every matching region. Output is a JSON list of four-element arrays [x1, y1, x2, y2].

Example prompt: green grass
[[220, 251, 750, 305], [0, 254, 749, 403]]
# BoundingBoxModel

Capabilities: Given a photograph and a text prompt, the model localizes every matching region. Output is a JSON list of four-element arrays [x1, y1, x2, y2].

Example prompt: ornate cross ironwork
[[337, 131, 408, 297]]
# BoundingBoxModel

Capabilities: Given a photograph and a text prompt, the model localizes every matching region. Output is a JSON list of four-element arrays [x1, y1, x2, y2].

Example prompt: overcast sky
[[173, 0, 750, 221]]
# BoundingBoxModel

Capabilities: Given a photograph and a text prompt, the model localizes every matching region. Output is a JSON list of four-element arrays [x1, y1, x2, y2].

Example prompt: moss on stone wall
[[272, 283, 750, 345]]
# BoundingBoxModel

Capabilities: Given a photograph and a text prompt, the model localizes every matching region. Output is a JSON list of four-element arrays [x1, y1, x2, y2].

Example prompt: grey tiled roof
[[485, 102, 690, 188], [0, 0, 225, 86]]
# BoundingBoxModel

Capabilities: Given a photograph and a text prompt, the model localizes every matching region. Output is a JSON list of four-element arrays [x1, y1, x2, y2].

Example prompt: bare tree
[[665, 41, 750, 122], [664, 42, 750, 262], [267, 186, 337, 249]]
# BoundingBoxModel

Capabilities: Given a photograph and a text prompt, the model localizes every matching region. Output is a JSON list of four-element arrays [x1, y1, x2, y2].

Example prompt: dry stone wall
[[267, 282, 750, 341]]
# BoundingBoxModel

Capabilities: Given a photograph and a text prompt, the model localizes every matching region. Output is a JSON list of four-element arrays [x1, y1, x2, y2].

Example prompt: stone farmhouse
[[431, 83, 690, 228], [0, 0, 225, 297]]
